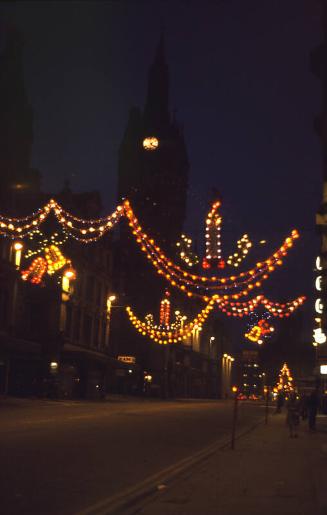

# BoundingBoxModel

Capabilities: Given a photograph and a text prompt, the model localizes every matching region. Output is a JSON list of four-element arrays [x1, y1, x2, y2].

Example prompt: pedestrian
[[299, 393, 308, 420], [276, 392, 284, 413], [286, 392, 300, 438], [307, 388, 319, 432]]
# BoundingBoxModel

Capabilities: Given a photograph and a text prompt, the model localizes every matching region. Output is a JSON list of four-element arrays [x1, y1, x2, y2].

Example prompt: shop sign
[[118, 356, 136, 364]]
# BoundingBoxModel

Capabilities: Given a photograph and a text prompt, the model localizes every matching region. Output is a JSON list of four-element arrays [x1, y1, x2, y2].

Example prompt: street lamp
[[107, 295, 116, 317], [209, 336, 215, 357], [13, 241, 23, 268], [62, 266, 76, 294], [105, 295, 117, 347]]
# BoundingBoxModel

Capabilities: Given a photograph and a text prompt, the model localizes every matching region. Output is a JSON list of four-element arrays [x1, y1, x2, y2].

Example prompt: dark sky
[[1, 0, 322, 324]]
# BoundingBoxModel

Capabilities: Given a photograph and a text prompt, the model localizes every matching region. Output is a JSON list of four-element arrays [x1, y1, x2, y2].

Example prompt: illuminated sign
[[316, 276, 322, 291], [313, 328, 327, 345], [316, 256, 322, 271], [313, 256, 326, 345], [315, 299, 323, 315], [118, 356, 136, 364], [320, 365, 327, 375]]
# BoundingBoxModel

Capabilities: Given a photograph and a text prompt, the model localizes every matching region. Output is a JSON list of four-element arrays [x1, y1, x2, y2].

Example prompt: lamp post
[[209, 336, 215, 358], [105, 295, 116, 346], [264, 385, 269, 425], [231, 385, 238, 450]]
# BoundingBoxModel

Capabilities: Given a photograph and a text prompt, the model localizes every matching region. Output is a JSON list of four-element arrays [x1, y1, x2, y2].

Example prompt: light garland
[[226, 234, 252, 268], [0, 199, 123, 242], [124, 199, 300, 299], [126, 298, 215, 345], [0, 199, 304, 309], [217, 295, 305, 318]]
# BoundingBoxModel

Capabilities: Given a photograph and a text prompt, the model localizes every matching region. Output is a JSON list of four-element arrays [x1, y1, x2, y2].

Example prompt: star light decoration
[[0, 197, 306, 340]]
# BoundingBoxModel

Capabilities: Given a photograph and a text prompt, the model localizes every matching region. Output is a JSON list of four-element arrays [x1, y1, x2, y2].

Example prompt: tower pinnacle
[[143, 33, 170, 130]]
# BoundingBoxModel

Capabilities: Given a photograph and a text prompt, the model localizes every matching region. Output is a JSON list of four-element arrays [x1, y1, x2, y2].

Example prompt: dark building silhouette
[[117, 34, 189, 249], [311, 0, 327, 392], [0, 22, 40, 210], [112, 35, 233, 398], [0, 25, 233, 399], [0, 24, 115, 398]]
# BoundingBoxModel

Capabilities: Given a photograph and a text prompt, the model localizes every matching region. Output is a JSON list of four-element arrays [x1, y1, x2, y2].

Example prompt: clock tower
[[117, 34, 189, 251], [112, 35, 191, 398]]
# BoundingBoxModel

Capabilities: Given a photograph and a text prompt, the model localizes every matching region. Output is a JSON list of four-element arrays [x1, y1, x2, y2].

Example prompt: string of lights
[[124, 200, 300, 298], [217, 295, 305, 318], [126, 298, 215, 344], [0, 198, 303, 304], [24, 229, 69, 260]]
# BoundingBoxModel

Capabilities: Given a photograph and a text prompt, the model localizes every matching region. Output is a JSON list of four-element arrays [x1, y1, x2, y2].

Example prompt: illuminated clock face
[[143, 137, 159, 151]]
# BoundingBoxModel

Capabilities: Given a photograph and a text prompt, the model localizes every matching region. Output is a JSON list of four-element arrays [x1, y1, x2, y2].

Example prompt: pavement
[[134, 411, 327, 515]]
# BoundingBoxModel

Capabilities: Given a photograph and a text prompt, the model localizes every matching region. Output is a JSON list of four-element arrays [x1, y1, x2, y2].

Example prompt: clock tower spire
[[143, 32, 170, 132]]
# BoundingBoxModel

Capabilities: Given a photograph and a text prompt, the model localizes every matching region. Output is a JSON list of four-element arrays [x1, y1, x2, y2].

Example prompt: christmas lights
[[226, 234, 252, 268], [176, 234, 199, 267], [124, 199, 300, 299], [217, 295, 305, 318], [244, 312, 274, 344], [21, 257, 48, 284], [202, 200, 224, 269], [0, 199, 304, 308], [44, 245, 67, 275], [25, 229, 68, 260], [159, 291, 171, 325], [126, 298, 215, 345], [275, 363, 294, 393], [0, 199, 123, 242]]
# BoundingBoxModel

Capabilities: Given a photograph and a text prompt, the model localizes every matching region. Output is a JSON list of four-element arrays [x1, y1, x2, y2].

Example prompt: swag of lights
[[123, 200, 300, 300], [126, 298, 216, 345], [0, 198, 302, 301], [216, 295, 306, 318]]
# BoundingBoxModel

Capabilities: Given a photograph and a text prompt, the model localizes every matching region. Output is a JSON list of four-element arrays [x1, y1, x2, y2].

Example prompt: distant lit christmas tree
[[276, 363, 294, 393]]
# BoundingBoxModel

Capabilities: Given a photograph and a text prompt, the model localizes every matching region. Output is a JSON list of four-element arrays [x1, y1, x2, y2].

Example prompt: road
[[0, 397, 264, 515]]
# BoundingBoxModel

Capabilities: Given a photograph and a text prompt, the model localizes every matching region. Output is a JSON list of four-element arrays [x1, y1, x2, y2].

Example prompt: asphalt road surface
[[0, 397, 264, 515]]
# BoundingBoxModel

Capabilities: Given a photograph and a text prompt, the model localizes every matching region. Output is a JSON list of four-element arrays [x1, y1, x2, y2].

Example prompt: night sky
[[1, 0, 322, 339]]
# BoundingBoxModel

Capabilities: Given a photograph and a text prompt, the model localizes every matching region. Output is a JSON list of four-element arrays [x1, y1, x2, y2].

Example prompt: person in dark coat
[[286, 392, 300, 438], [276, 392, 284, 413], [307, 389, 319, 432]]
